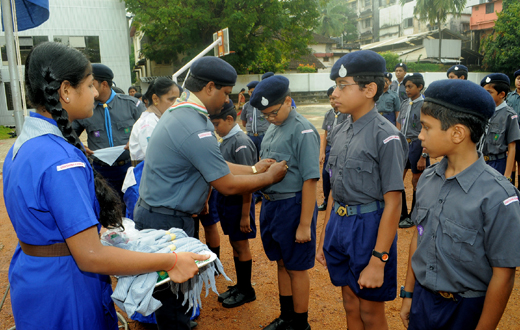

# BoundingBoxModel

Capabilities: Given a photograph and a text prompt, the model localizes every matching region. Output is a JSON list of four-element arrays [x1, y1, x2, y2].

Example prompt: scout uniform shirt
[[220, 124, 258, 165], [139, 91, 230, 214], [479, 102, 520, 157], [327, 108, 408, 205], [411, 155, 520, 294], [260, 108, 320, 194], [397, 96, 424, 141], [390, 80, 407, 103], [376, 89, 400, 124], [322, 109, 349, 146], [240, 101, 270, 135], [506, 90, 520, 124]]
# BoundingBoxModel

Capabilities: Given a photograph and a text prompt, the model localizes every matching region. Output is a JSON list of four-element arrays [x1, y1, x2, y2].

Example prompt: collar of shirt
[[222, 123, 242, 141], [495, 101, 508, 112], [431, 153, 487, 193], [408, 95, 424, 105], [97, 89, 116, 108], [13, 112, 65, 159], [280, 107, 297, 127], [352, 107, 378, 135], [169, 89, 208, 116]]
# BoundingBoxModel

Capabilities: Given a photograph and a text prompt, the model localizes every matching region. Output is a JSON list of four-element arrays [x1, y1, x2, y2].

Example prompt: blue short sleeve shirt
[[376, 90, 400, 114], [240, 102, 270, 134], [480, 103, 520, 155], [322, 109, 349, 145]]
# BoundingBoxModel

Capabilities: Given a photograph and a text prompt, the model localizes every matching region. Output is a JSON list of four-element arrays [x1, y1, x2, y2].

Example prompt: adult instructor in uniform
[[134, 56, 288, 330]]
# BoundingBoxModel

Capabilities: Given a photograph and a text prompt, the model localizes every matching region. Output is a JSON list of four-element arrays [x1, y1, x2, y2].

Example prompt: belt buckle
[[438, 291, 456, 301], [379, 112, 383, 115], [484, 155, 490, 162], [336, 205, 347, 217], [262, 193, 271, 201], [254, 133, 259, 136], [406, 138, 412, 143]]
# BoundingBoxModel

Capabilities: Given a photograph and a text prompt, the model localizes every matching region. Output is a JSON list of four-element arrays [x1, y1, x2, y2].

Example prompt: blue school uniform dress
[[216, 124, 258, 241], [324, 108, 408, 301], [4, 112, 117, 330], [259, 109, 320, 271], [375, 89, 400, 125], [409, 155, 520, 330]]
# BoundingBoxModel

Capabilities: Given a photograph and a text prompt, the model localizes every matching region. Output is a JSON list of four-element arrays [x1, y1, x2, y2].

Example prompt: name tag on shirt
[[512, 115, 518, 120], [383, 135, 400, 144], [503, 196, 519, 206], [235, 145, 247, 152], [301, 129, 313, 134], [198, 132, 213, 139], [57, 162, 86, 171]]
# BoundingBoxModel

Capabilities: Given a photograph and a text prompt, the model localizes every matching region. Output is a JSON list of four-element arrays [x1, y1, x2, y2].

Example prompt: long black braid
[[26, 42, 123, 229]]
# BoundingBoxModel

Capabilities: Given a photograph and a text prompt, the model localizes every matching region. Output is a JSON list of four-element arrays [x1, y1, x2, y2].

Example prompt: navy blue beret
[[481, 73, 510, 87], [250, 75, 289, 110], [330, 50, 385, 80], [327, 86, 335, 96], [261, 72, 274, 80], [384, 72, 392, 81], [424, 79, 495, 120], [92, 64, 114, 81], [209, 100, 235, 120], [247, 81, 259, 89], [190, 57, 237, 86], [447, 65, 468, 77], [514, 70, 520, 78], [394, 62, 408, 71], [402, 72, 424, 85]]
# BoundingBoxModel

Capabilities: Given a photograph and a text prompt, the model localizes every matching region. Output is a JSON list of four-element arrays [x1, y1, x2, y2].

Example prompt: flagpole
[[1, 0, 24, 134]]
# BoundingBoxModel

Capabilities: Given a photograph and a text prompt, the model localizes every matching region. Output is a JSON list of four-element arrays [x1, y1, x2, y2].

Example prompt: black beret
[[209, 100, 235, 120], [384, 72, 393, 81], [514, 70, 520, 78], [446, 65, 468, 77], [250, 75, 289, 110], [190, 57, 237, 86], [261, 72, 274, 80], [394, 62, 408, 71], [330, 50, 385, 80], [247, 81, 259, 89], [92, 64, 114, 82], [402, 72, 424, 85], [481, 73, 510, 87], [424, 79, 495, 120], [327, 86, 335, 96]]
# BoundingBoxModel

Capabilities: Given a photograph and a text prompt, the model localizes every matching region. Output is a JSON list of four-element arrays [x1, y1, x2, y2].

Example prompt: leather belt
[[138, 198, 191, 217], [424, 286, 486, 300], [334, 200, 384, 217], [19, 240, 71, 257], [261, 192, 296, 201], [406, 138, 417, 144], [483, 153, 507, 162]]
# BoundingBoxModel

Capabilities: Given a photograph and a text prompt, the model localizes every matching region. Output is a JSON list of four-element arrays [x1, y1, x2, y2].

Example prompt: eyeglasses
[[262, 103, 284, 119], [335, 83, 358, 91]]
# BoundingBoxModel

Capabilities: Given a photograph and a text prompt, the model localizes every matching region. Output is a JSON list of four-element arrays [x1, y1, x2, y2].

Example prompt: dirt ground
[[0, 161, 520, 329]]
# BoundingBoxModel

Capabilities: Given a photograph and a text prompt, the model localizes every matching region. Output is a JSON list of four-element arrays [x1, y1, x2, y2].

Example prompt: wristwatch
[[400, 286, 413, 299], [251, 166, 258, 174], [372, 249, 389, 262], [421, 152, 429, 158]]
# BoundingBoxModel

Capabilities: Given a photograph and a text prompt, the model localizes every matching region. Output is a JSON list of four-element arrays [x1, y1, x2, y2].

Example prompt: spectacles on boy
[[262, 103, 284, 119], [335, 83, 358, 91]]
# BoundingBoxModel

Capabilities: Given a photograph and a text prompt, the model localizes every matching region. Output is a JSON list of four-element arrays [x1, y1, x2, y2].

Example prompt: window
[[404, 17, 413, 28], [4, 82, 13, 111], [364, 0, 371, 8], [486, 3, 494, 14], [363, 18, 372, 28], [323, 57, 330, 62], [54, 36, 101, 63], [1, 35, 48, 63]]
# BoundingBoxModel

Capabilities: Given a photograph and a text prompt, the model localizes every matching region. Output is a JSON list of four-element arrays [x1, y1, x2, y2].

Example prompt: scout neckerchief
[[102, 89, 117, 147], [222, 123, 242, 141], [478, 101, 508, 152], [13, 114, 64, 159], [333, 110, 339, 127], [252, 107, 258, 134], [402, 95, 424, 136], [168, 90, 208, 116]]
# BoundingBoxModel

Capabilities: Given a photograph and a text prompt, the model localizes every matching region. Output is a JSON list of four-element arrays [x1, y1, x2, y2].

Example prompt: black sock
[[237, 259, 253, 291], [410, 190, 416, 216], [401, 190, 408, 218], [292, 311, 309, 329], [209, 246, 220, 260], [233, 257, 239, 285], [279, 295, 294, 321]]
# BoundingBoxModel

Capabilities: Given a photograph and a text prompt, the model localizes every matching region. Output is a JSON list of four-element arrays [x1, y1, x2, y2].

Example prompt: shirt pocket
[[327, 155, 338, 186], [414, 207, 428, 244], [440, 217, 478, 262], [117, 119, 135, 135], [86, 124, 105, 141], [345, 158, 375, 194], [265, 151, 291, 165], [487, 124, 505, 146], [385, 100, 394, 111]]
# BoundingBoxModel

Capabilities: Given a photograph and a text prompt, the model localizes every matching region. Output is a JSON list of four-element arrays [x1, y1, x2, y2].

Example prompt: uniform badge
[[486, 77, 491, 83], [94, 131, 100, 137], [494, 133, 499, 141], [454, 66, 459, 70], [417, 225, 424, 236], [503, 196, 519, 206], [339, 64, 347, 78], [57, 162, 86, 171], [124, 127, 130, 134], [261, 97, 269, 106]]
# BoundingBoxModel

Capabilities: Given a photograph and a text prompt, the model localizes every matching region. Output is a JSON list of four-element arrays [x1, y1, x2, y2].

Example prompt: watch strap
[[372, 249, 389, 262], [400, 286, 413, 298]]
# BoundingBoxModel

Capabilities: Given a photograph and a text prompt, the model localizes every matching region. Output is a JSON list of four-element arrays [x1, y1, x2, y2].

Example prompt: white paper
[[93, 145, 126, 166]]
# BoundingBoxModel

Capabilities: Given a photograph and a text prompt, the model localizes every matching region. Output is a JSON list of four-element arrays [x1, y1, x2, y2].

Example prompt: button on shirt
[[326, 108, 408, 205], [240, 101, 270, 134], [411, 155, 520, 293], [376, 90, 400, 114], [321, 109, 349, 145], [506, 90, 520, 124], [139, 91, 230, 214], [260, 109, 320, 194], [397, 97, 424, 139], [389, 80, 407, 103], [479, 102, 520, 156]]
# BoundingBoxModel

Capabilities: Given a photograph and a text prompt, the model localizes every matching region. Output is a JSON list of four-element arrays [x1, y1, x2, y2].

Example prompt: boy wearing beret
[[316, 50, 408, 330], [376, 72, 400, 126], [447, 65, 468, 80], [396, 73, 429, 229], [318, 86, 349, 211], [506, 69, 520, 186], [479, 73, 520, 179], [250, 76, 320, 330], [390, 62, 408, 103], [400, 79, 520, 330]]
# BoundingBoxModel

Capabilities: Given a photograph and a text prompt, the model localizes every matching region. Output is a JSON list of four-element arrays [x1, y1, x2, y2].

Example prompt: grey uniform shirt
[[260, 109, 320, 194], [389, 80, 407, 103], [139, 91, 230, 214], [397, 97, 424, 140], [73, 93, 145, 161], [220, 130, 258, 166], [480, 102, 520, 156], [506, 90, 520, 124], [376, 90, 400, 114], [411, 155, 520, 293], [327, 108, 408, 205], [240, 102, 270, 134], [322, 109, 349, 145]]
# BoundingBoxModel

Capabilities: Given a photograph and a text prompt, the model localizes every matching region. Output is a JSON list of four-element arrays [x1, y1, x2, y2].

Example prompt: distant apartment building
[[469, 0, 503, 51]]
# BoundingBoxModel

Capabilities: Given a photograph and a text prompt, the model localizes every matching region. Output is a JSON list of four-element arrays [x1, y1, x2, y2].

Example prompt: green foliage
[[481, 0, 520, 75], [125, 0, 320, 74], [379, 51, 399, 72], [247, 47, 289, 73], [316, 0, 357, 40], [0, 126, 15, 140], [405, 62, 446, 72], [296, 64, 317, 73]]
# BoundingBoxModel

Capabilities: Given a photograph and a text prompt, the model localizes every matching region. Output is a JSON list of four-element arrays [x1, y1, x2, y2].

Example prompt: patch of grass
[[0, 126, 16, 140]]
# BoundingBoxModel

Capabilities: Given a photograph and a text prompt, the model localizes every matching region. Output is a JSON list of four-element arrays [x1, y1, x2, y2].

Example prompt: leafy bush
[[297, 64, 317, 73]]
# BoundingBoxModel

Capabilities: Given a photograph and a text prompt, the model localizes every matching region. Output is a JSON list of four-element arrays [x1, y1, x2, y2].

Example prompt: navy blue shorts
[[486, 157, 506, 175], [259, 192, 317, 271], [380, 112, 396, 126], [323, 207, 397, 302], [405, 139, 430, 174], [408, 281, 485, 330], [199, 190, 220, 227], [216, 192, 256, 241]]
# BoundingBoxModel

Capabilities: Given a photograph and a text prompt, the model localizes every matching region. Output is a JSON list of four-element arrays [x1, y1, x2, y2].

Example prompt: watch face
[[382, 253, 389, 262]]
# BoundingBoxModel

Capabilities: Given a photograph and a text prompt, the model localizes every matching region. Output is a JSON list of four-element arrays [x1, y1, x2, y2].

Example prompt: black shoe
[[190, 320, 198, 329], [263, 317, 293, 330], [222, 287, 256, 308], [218, 285, 238, 302], [317, 202, 327, 211], [255, 196, 263, 204], [399, 217, 414, 228]]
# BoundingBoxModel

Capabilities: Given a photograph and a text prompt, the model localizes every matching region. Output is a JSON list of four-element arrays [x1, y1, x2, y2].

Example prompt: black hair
[[240, 88, 245, 92], [112, 86, 125, 94], [134, 92, 142, 99], [143, 77, 181, 106], [25, 42, 122, 229], [403, 75, 425, 91], [489, 82, 510, 98], [184, 76, 223, 92], [209, 107, 237, 121], [450, 71, 468, 80], [128, 85, 138, 93], [353, 76, 385, 102], [421, 101, 486, 143]]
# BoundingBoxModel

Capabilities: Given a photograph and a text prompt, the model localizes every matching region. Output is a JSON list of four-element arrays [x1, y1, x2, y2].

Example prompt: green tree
[[125, 0, 319, 74], [481, 0, 520, 75], [400, 0, 466, 61], [315, 0, 357, 45]]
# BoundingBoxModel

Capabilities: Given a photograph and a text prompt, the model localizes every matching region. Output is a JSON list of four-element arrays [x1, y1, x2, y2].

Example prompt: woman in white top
[[129, 78, 181, 162]]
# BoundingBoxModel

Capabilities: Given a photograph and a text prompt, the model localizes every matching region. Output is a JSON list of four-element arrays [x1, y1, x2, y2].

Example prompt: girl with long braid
[[3, 42, 208, 330]]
